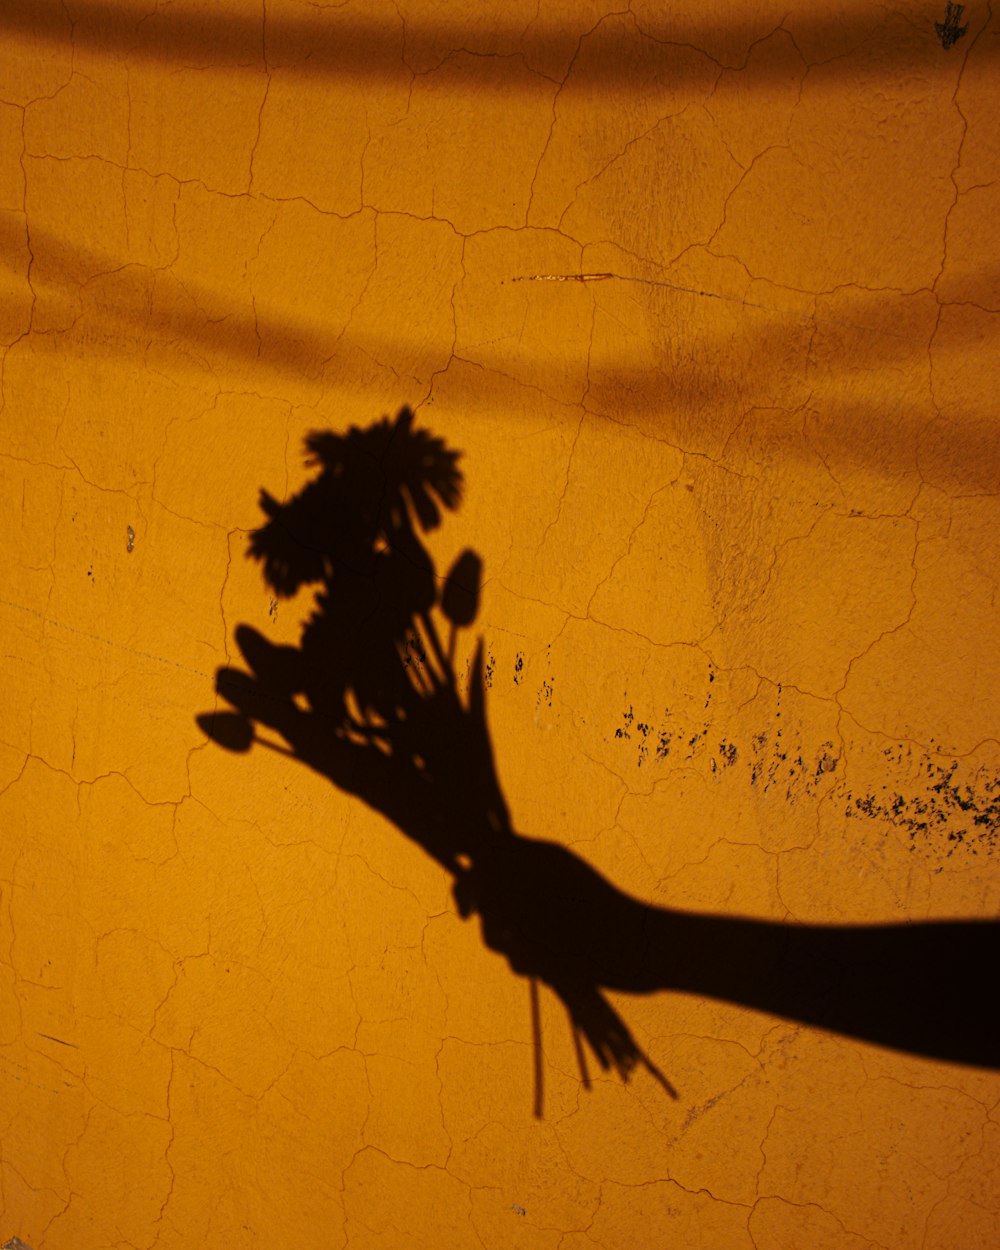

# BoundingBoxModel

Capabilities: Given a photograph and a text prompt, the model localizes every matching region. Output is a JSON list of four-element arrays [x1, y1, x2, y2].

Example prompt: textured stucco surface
[[2, 2, 999, 1247]]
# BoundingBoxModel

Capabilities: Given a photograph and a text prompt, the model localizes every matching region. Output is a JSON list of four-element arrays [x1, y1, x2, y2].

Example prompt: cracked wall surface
[[2, 1, 999, 1247]]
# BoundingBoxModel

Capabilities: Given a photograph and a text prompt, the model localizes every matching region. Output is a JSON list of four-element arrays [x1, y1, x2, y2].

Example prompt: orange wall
[[2, 3, 1000, 1248]]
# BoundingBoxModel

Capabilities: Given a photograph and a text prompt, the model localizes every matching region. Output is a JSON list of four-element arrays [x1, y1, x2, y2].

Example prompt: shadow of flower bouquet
[[198, 407, 674, 1112], [199, 407, 1000, 1107]]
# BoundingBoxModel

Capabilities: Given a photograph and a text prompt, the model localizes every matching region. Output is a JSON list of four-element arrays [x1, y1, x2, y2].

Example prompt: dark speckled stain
[[489, 647, 1000, 861], [615, 703, 635, 740], [935, 1, 968, 49], [606, 684, 998, 860], [402, 633, 427, 670], [714, 740, 738, 770], [844, 749, 1000, 860], [616, 703, 669, 764], [537, 646, 554, 709]]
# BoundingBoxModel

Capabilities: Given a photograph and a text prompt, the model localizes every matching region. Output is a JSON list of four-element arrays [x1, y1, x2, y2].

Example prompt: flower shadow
[[198, 406, 999, 1114]]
